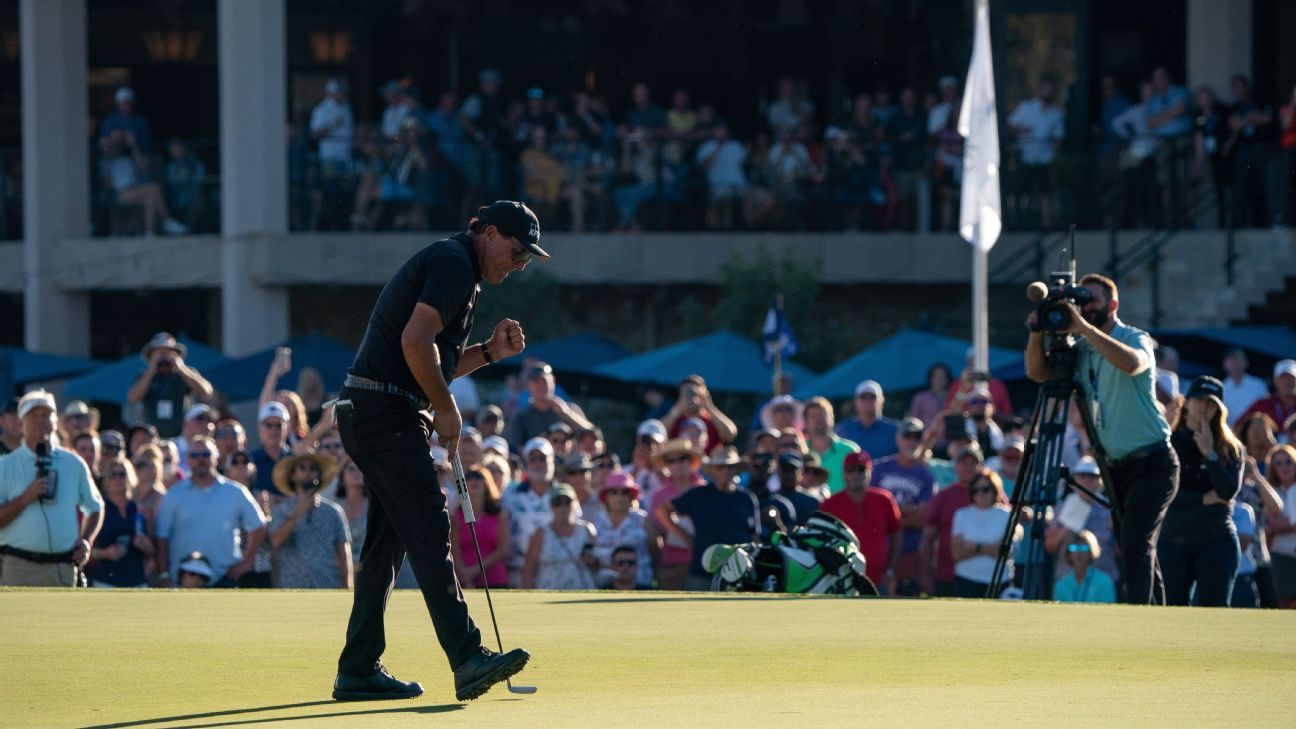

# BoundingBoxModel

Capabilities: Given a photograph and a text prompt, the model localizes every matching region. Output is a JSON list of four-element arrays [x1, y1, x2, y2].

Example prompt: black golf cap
[[477, 200, 549, 260], [1186, 375, 1225, 407]]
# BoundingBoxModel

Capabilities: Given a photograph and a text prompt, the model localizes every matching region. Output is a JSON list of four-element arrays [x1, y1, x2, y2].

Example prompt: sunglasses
[[107, 469, 128, 479], [551, 497, 573, 506], [970, 486, 995, 495], [102, 443, 123, 452], [294, 463, 320, 471], [133, 460, 152, 468], [969, 398, 990, 406], [900, 432, 922, 440], [214, 428, 237, 438], [230, 458, 250, 467], [512, 240, 533, 265], [665, 456, 693, 465], [614, 559, 637, 567], [845, 466, 869, 473], [320, 442, 343, 450], [606, 489, 633, 496], [1066, 544, 1092, 554], [188, 451, 212, 459]]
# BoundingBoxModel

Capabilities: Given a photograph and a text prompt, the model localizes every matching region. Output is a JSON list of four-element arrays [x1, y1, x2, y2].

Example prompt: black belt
[[344, 373, 431, 410], [0, 545, 75, 564], [1110, 441, 1170, 468]]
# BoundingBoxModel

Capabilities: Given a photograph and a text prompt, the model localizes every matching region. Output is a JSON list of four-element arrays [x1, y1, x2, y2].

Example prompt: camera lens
[[1044, 306, 1070, 330]]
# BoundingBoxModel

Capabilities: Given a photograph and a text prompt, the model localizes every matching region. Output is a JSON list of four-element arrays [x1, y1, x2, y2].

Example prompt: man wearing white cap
[[1237, 359, 1296, 433], [501, 437, 563, 587], [172, 404, 216, 464], [249, 402, 292, 495], [835, 380, 900, 461], [0, 391, 104, 586], [99, 86, 151, 156]]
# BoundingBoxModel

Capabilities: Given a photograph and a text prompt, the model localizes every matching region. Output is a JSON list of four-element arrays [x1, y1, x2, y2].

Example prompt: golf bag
[[702, 512, 878, 596]]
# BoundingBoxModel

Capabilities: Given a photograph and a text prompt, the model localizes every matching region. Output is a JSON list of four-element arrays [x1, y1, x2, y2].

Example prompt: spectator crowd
[[2, 330, 1294, 609], [81, 64, 1296, 237]]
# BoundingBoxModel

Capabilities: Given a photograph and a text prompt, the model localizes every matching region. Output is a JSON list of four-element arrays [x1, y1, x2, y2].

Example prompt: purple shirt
[[871, 455, 937, 553]]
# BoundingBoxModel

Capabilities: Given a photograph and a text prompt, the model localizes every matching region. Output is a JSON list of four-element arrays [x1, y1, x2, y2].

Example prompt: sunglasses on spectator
[[665, 455, 692, 465], [1066, 544, 1092, 554], [606, 489, 633, 497], [614, 559, 637, 567], [230, 458, 250, 467], [107, 469, 128, 479], [189, 451, 212, 459], [969, 398, 989, 406], [551, 497, 573, 506], [133, 460, 152, 468], [320, 442, 343, 450], [845, 465, 869, 473], [900, 432, 922, 440], [215, 428, 237, 438], [103, 443, 123, 452], [970, 485, 995, 495]]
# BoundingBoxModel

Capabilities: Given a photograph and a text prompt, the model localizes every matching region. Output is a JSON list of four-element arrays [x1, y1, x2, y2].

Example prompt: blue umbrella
[[498, 333, 630, 375], [204, 334, 356, 401], [63, 338, 230, 405], [592, 331, 816, 395], [794, 329, 1019, 400], [0, 346, 103, 394]]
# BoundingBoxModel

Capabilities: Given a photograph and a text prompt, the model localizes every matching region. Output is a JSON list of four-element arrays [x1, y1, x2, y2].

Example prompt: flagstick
[[972, 240, 989, 372]]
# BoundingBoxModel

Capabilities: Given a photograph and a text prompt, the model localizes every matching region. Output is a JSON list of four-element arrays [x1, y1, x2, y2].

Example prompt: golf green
[[1, 589, 1292, 728]]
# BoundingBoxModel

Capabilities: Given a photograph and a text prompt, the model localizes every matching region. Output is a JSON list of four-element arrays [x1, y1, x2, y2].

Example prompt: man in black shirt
[[125, 333, 214, 439], [333, 201, 545, 703]]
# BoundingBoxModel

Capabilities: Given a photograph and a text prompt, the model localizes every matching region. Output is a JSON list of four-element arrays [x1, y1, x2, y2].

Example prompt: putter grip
[[452, 454, 477, 524]]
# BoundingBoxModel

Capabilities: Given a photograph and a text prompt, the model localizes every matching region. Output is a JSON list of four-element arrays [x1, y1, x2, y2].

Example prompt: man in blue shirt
[[1026, 273, 1177, 605], [656, 446, 761, 591], [834, 380, 899, 460]]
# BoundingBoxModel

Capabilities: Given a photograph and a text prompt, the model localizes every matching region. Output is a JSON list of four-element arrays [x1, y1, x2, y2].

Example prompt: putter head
[[507, 680, 537, 694]]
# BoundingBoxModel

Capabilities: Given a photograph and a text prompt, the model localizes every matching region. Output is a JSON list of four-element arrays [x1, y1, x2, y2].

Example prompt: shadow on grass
[[546, 594, 860, 605], [79, 700, 463, 729]]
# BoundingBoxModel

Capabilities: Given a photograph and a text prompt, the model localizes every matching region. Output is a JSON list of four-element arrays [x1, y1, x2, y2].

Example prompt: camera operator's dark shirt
[[1072, 318, 1170, 458], [142, 372, 190, 439], [350, 233, 481, 397]]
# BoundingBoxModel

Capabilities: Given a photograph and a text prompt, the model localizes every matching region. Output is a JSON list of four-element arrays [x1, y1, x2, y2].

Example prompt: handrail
[[989, 229, 1070, 283]]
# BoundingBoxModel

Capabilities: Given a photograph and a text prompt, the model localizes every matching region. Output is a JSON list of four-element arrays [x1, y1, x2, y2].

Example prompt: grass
[[1, 589, 1293, 728]]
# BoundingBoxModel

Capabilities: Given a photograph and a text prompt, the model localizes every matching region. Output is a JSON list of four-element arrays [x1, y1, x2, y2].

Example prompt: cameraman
[[0, 391, 104, 586], [1025, 274, 1177, 605]]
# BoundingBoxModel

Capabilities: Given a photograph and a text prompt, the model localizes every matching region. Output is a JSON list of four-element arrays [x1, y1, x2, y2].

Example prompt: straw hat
[[140, 332, 187, 363], [272, 453, 339, 497], [654, 438, 702, 468], [704, 445, 743, 467]]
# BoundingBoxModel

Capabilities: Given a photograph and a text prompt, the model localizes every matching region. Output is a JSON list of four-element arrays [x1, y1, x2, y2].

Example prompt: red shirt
[[925, 482, 971, 583], [668, 410, 727, 447], [820, 488, 900, 584], [1239, 395, 1296, 433], [944, 377, 1014, 416]]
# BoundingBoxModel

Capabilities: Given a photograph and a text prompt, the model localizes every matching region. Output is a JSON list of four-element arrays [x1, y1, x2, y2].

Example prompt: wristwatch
[[481, 342, 494, 365], [1205, 451, 1220, 463]]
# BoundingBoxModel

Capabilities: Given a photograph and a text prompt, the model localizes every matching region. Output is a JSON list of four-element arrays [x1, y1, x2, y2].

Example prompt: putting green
[[1, 589, 1292, 728]]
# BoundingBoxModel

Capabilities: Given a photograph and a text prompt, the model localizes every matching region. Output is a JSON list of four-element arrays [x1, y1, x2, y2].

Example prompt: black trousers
[[1108, 446, 1179, 605], [1158, 530, 1239, 607], [335, 388, 481, 676]]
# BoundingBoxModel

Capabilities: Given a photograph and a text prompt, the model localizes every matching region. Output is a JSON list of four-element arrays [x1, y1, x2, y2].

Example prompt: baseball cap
[[546, 422, 573, 437], [1186, 375, 1226, 408], [1002, 434, 1027, 453], [258, 402, 290, 423], [1274, 359, 1296, 380], [177, 552, 214, 580], [549, 482, 578, 504], [18, 390, 56, 419], [680, 417, 707, 433], [523, 437, 555, 459], [843, 451, 873, 471], [185, 404, 215, 422], [562, 453, 594, 472], [955, 443, 985, 463], [1073, 456, 1101, 476], [525, 362, 554, 381], [63, 400, 91, 417], [636, 419, 667, 443], [969, 383, 992, 400], [899, 417, 924, 435], [854, 380, 883, 398], [476, 200, 549, 260], [476, 405, 504, 424], [482, 435, 510, 457], [777, 452, 804, 470]]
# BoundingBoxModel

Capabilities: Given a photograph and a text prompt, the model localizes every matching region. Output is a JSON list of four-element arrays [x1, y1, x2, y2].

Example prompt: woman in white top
[[523, 483, 598, 590], [950, 469, 1020, 598], [1262, 445, 1296, 607]]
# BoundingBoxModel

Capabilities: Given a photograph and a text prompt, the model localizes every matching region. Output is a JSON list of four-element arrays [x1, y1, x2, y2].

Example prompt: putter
[[452, 454, 538, 695]]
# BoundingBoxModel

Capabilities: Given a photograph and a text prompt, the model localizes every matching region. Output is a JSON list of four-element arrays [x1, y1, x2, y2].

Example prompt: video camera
[[1028, 271, 1091, 333]]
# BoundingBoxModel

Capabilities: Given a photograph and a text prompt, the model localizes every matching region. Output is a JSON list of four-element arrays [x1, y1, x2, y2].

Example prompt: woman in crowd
[[1052, 530, 1117, 603], [1234, 452, 1285, 608], [950, 469, 1019, 598], [1160, 376, 1244, 607], [130, 444, 168, 531], [1045, 456, 1118, 586], [1264, 444, 1296, 608], [908, 363, 953, 430], [451, 465, 509, 589], [522, 483, 597, 590], [88, 456, 154, 588], [1236, 412, 1279, 475], [335, 458, 368, 567], [646, 438, 703, 590], [126, 423, 158, 458], [157, 440, 183, 486], [590, 471, 654, 589], [481, 452, 515, 493], [224, 449, 257, 488]]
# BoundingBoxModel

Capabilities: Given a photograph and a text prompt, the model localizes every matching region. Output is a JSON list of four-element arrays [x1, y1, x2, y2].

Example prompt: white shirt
[[1224, 374, 1269, 427], [0, 443, 103, 553], [310, 98, 354, 162], [1111, 103, 1156, 160], [696, 140, 748, 190], [767, 142, 812, 183], [1270, 485, 1296, 559], [1007, 99, 1064, 165], [951, 503, 1020, 583], [927, 101, 954, 135], [502, 482, 554, 573]]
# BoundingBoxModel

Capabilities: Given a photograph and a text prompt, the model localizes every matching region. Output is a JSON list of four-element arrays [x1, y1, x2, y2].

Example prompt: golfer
[[332, 201, 543, 702]]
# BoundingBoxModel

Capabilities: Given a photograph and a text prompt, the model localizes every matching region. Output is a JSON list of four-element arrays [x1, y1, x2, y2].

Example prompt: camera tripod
[[987, 342, 1120, 600]]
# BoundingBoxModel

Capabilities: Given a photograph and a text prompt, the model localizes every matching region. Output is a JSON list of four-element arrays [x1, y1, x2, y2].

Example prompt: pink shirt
[[649, 475, 702, 567], [456, 510, 507, 587]]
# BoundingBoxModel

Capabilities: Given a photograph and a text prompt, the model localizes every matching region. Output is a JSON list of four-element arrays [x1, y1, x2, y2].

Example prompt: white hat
[[257, 402, 290, 423], [854, 380, 883, 398], [969, 383, 992, 400], [177, 553, 214, 580], [63, 400, 91, 417], [185, 404, 215, 422], [636, 419, 667, 443], [1073, 456, 1101, 476], [18, 390, 56, 419], [482, 435, 510, 457], [1002, 434, 1026, 453], [523, 437, 555, 459], [1274, 359, 1296, 380]]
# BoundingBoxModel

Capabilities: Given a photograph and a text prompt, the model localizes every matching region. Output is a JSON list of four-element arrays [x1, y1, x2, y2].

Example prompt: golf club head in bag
[[451, 453, 537, 695]]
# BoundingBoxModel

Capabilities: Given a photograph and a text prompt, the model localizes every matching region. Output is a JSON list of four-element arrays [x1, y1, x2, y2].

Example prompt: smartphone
[[275, 347, 292, 371]]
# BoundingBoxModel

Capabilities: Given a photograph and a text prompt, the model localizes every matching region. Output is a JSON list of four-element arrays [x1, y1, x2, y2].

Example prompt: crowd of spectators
[[3, 330, 1294, 607], [78, 64, 1296, 238]]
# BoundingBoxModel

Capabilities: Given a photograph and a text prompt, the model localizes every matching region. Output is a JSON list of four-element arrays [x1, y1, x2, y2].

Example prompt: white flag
[[958, 0, 1002, 252]]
